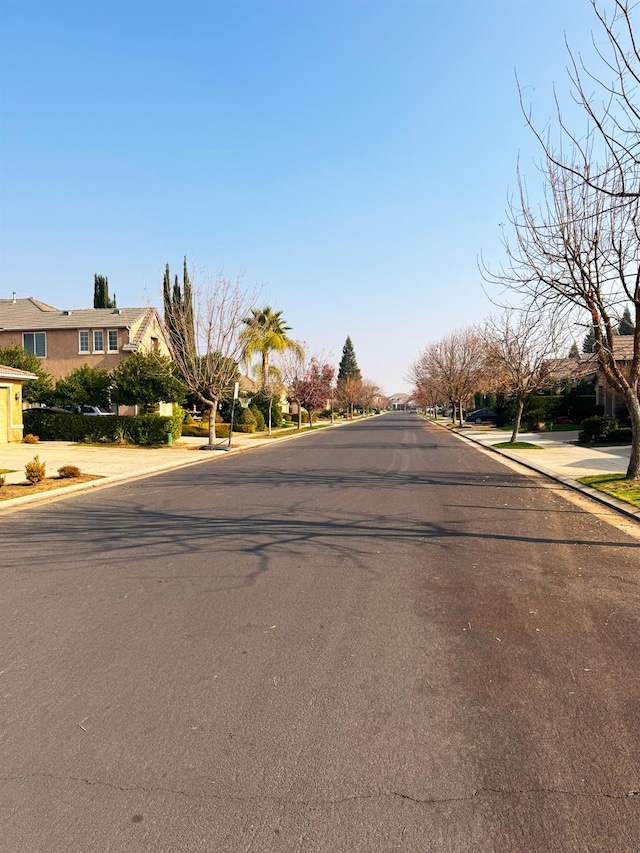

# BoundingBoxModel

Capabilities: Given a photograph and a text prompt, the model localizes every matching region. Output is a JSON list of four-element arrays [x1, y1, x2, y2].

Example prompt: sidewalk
[[445, 422, 640, 522]]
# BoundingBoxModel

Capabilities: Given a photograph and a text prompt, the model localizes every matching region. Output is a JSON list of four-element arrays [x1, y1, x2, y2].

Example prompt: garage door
[[0, 387, 9, 443]]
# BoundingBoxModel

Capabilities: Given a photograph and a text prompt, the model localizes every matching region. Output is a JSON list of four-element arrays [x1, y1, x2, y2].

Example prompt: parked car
[[465, 408, 498, 425], [62, 404, 113, 416]]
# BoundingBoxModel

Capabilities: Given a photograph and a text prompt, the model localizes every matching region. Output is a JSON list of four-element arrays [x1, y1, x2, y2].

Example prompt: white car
[[63, 405, 113, 416]]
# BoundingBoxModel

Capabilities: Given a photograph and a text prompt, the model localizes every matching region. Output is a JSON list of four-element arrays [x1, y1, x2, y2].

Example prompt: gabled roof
[[544, 354, 598, 381], [0, 297, 154, 331], [0, 363, 38, 381]]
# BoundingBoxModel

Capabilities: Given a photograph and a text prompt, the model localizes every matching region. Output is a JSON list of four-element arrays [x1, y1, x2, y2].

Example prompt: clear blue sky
[[1, 0, 595, 394]]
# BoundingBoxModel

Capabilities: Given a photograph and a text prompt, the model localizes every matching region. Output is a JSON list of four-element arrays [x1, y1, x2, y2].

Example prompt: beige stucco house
[[0, 364, 37, 443], [0, 297, 171, 382]]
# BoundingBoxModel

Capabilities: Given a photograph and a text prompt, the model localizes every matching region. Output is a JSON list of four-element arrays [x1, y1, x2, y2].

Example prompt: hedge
[[24, 409, 183, 445]]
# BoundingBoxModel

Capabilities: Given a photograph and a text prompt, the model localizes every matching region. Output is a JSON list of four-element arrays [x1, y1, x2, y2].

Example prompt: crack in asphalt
[[2, 774, 639, 805]]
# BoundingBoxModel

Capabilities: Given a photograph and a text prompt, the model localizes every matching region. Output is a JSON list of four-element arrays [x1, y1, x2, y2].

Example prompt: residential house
[[545, 340, 638, 419], [0, 297, 171, 383], [0, 364, 37, 442]]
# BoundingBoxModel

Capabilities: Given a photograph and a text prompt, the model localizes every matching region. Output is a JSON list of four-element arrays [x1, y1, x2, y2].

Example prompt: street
[[1, 411, 639, 852]]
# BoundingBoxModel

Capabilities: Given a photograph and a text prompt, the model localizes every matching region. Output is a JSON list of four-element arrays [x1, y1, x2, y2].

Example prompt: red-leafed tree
[[290, 358, 335, 426]]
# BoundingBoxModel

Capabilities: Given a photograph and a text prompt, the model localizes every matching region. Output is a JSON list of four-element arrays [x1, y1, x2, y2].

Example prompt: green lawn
[[577, 473, 640, 508], [492, 441, 544, 450], [0, 468, 16, 474]]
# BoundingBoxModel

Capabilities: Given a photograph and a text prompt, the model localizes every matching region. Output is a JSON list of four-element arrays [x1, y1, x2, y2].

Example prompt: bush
[[22, 409, 180, 445], [23, 433, 39, 444], [232, 406, 257, 433], [250, 391, 284, 429], [25, 455, 46, 484], [249, 404, 265, 432], [0, 473, 5, 489], [169, 404, 184, 442], [598, 427, 632, 444], [58, 465, 81, 479], [578, 415, 619, 443]]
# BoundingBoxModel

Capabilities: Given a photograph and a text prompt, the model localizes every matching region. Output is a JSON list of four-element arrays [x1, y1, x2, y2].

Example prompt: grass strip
[[577, 473, 640, 508], [492, 441, 544, 450]]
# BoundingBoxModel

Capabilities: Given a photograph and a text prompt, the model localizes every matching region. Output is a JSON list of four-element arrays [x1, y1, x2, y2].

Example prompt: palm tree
[[240, 306, 304, 390]]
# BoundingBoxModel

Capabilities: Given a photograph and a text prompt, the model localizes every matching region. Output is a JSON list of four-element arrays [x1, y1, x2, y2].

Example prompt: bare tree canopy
[[410, 328, 487, 425], [521, 0, 640, 199], [482, 309, 564, 442], [164, 271, 258, 447]]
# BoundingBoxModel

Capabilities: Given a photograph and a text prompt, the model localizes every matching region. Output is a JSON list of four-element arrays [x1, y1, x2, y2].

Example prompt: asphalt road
[[1, 412, 639, 852]]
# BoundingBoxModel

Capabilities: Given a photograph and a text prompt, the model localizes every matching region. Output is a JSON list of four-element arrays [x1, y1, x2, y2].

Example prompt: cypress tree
[[338, 336, 361, 381], [163, 258, 196, 365], [93, 274, 115, 308]]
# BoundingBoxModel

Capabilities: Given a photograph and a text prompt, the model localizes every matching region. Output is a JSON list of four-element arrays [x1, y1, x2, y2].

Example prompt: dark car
[[465, 408, 498, 425]]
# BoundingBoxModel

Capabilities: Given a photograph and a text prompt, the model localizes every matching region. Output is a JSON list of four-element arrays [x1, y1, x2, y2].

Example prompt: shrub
[[249, 404, 265, 432], [579, 415, 619, 443], [232, 406, 257, 433], [22, 409, 179, 445], [250, 391, 284, 429], [23, 433, 39, 444], [25, 455, 46, 484], [0, 473, 5, 489], [599, 427, 632, 444], [58, 465, 81, 479]]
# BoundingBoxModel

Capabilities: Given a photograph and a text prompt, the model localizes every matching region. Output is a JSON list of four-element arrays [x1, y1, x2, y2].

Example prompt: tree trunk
[[625, 389, 640, 479], [268, 398, 273, 436], [297, 402, 302, 430], [511, 399, 525, 443], [207, 398, 218, 444]]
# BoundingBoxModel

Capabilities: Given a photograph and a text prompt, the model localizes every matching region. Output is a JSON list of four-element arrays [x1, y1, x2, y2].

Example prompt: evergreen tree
[[338, 337, 361, 381], [582, 327, 596, 353], [93, 274, 116, 309], [0, 345, 54, 404], [163, 258, 196, 367], [568, 341, 580, 358], [618, 306, 635, 336], [240, 306, 303, 390]]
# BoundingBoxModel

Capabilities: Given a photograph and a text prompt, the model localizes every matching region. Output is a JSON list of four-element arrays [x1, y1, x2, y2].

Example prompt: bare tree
[[358, 379, 384, 413], [520, 0, 640, 199], [482, 308, 564, 442], [279, 344, 307, 429], [336, 376, 363, 419], [412, 329, 487, 425], [164, 273, 258, 448], [491, 152, 640, 476], [407, 366, 448, 416]]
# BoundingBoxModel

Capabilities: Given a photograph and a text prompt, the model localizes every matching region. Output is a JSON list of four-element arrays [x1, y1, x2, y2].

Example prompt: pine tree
[[568, 341, 580, 358], [338, 337, 361, 381], [618, 306, 635, 336]]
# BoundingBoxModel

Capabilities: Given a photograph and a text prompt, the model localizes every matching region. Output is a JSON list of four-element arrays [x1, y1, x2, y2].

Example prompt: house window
[[93, 330, 104, 352], [79, 331, 90, 353], [107, 330, 118, 352], [151, 336, 159, 352], [23, 332, 46, 358]]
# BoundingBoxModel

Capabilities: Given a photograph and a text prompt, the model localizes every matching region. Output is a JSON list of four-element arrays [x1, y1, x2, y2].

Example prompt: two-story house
[[0, 296, 171, 382]]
